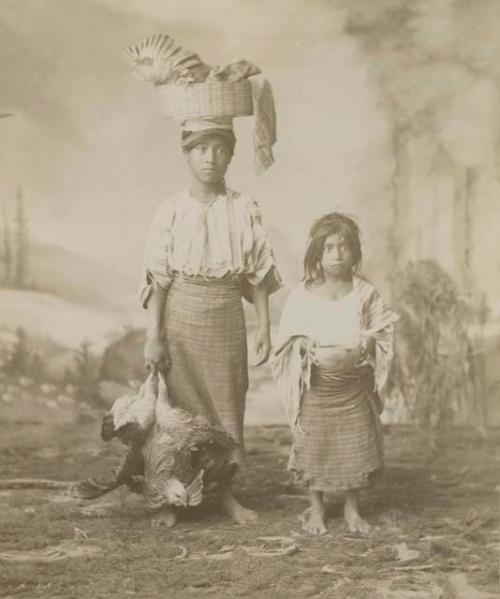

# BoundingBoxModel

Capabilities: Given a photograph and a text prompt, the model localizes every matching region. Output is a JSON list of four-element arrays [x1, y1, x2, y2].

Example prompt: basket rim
[[158, 79, 252, 91], [157, 78, 253, 119]]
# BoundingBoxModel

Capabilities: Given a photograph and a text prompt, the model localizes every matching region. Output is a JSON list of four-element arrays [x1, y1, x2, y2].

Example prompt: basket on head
[[124, 32, 276, 174], [157, 80, 253, 119]]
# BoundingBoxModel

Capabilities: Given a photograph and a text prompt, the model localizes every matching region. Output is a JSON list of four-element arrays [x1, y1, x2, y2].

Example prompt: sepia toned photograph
[[0, 1, 499, 597]]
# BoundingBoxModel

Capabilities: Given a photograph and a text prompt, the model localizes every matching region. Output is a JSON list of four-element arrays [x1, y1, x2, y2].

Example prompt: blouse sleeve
[[139, 200, 175, 309], [271, 287, 315, 429], [274, 287, 312, 351], [360, 284, 399, 393], [241, 198, 282, 303]]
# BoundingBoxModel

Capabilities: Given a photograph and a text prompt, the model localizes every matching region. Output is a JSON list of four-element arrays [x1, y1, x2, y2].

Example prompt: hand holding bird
[[143, 335, 169, 375]]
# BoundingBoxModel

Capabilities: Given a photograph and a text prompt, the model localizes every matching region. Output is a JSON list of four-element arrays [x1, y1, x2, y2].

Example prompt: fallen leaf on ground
[[174, 545, 188, 559], [73, 527, 89, 541], [393, 543, 422, 562], [321, 565, 337, 574]]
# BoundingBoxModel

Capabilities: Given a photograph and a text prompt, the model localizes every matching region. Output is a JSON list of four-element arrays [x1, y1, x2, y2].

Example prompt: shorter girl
[[273, 213, 398, 535]]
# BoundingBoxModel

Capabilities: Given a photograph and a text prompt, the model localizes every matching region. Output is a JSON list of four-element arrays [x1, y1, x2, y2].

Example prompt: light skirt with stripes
[[163, 274, 248, 455]]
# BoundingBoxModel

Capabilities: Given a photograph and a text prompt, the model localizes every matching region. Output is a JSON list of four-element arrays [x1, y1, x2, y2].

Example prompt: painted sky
[[0, 0, 393, 286]]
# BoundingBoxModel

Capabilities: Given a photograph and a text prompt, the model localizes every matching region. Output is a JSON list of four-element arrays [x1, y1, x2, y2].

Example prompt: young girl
[[273, 213, 398, 535], [141, 120, 281, 526]]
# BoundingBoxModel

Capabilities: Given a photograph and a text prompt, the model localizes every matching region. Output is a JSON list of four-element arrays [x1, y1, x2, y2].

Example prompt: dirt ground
[[0, 399, 499, 599]]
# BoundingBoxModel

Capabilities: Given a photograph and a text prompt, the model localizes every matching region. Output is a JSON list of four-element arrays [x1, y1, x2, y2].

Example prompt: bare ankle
[[343, 490, 371, 534], [309, 489, 325, 514]]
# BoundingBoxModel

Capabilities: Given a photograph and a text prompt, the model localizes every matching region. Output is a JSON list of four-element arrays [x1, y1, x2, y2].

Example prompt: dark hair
[[303, 212, 362, 284]]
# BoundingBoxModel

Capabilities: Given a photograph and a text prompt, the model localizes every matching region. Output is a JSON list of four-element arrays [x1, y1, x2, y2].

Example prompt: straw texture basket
[[157, 80, 253, 119]]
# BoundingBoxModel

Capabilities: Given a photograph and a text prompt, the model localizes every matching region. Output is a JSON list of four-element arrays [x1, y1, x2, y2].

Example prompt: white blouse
[[140, 188, 281, 307], [272, 278, 399, 427], [303, 288, 362, 347]]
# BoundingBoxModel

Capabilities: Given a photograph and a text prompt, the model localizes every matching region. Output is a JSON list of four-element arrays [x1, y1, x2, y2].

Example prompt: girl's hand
[[299, 337, 319, 364], [360, 337, 375, 362], [253, 327, 271, 366], [144, 335, 169, 375]]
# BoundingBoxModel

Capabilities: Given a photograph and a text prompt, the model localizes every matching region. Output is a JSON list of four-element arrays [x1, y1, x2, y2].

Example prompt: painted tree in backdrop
[[1, 206, 13, 286], [14, 184, 29, 288], [340, 0, 499, 429], [341, 0, 500, 289], [0, 114, 14, 286]]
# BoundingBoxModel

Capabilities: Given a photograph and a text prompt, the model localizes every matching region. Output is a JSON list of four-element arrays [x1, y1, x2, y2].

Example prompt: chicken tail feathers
[[186, 469, 204, 507], [202, 460, 238, 499]]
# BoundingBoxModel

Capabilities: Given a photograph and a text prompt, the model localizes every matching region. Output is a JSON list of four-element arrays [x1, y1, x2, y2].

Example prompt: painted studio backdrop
[[1, 3, 500, 599], [1, 0, 499, 427]]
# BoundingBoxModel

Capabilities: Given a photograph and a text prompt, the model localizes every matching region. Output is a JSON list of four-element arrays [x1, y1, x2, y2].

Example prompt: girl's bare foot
[[300, 506, 328, 535], [300, 489, 327, 535], [221, 490, 258, 524], [344, 490, 371, 534], [150, 507, 178, 528]]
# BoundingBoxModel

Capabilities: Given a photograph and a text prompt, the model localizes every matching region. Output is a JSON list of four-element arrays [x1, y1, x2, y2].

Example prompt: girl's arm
[[252, 281, 271, 366], [144, 285, 168, 374]]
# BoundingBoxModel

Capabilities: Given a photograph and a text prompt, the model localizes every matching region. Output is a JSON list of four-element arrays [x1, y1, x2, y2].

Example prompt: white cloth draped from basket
[[140, 188, 281, 308], [271, 276, 399, 430]]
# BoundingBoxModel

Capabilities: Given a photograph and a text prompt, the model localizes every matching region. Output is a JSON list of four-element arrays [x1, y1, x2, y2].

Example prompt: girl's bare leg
[[220, 488, 258, 524], [344, 489, 371, 534], [301, 489, 327, 535]]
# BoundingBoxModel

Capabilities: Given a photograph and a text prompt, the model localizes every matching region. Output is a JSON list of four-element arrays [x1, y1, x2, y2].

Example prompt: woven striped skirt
[[289, 362, 384, 493], [163, 274, 248, 455]]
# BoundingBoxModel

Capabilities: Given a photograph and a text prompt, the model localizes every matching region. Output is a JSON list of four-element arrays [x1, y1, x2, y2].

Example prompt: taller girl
[[126, 35, 281, 526]]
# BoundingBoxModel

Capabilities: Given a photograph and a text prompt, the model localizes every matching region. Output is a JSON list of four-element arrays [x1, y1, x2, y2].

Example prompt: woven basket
[[157, 80, 253, 119]]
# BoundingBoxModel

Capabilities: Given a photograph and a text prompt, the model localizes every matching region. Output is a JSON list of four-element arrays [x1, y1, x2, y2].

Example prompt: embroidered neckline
[[186, 188, 231, 210]]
